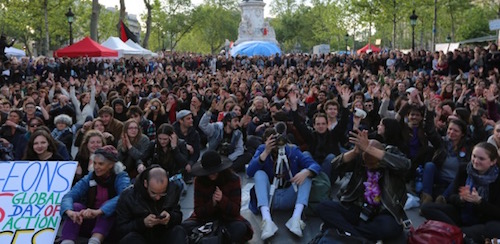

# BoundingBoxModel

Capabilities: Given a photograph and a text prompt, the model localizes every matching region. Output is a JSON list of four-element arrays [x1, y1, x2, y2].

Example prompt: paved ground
[[180, 172, 426, 244]]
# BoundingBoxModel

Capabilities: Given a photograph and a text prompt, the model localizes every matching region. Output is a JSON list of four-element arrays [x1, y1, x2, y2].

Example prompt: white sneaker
[[261, 219, 278, 240], [285, 217, 306, 237]]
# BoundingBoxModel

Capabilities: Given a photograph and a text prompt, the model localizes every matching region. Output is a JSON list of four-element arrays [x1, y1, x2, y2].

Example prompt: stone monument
[[234, 0, 278, 45]]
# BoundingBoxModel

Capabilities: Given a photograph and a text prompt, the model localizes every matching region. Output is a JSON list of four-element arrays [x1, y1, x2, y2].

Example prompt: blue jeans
[[303, 151, 337, 184], [253, 170, 312, 210], [422, 162, 451, 197]]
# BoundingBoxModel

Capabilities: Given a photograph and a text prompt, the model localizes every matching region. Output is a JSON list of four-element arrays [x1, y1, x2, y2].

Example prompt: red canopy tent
[[54, 37, 118, 58], [356, 43, 381, 54]]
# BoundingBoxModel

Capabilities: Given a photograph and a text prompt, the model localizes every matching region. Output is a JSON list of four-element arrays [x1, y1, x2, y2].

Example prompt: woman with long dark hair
[[23, 129, 63, 161]]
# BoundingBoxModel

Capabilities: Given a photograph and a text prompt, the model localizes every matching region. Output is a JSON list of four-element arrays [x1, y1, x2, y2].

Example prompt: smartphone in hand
[[155, 214, 166, 219]]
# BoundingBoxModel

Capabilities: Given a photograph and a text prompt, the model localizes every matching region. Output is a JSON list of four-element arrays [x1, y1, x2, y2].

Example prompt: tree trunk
[[43, 0, 49, 54], [448, 0, 455, 41], [392, 0, 396, 49], [143, 0, 152, 49], [432, 0, 437, 51], [90, 0, 100, 41], [117, 0, 126, 36]]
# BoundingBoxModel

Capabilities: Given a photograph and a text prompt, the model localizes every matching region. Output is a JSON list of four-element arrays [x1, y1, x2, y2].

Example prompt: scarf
[[465, 162, 499, 202], [86, 172, 117, 209], [363, 170, 382, 206], [51, 127, 71, 140]]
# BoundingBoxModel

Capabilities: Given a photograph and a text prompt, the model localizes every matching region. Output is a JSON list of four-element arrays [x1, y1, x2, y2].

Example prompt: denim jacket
[[60, 169, 131, 217], [199, 111, 244, 161]]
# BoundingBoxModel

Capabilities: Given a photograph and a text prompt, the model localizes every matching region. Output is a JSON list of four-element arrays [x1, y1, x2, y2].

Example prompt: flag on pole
[[119, 20, 138, 43]]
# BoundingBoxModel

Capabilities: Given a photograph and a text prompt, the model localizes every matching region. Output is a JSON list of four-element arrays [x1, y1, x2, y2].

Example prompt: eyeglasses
[[29, 124, 39, 128], [128, 126, 139, 130]]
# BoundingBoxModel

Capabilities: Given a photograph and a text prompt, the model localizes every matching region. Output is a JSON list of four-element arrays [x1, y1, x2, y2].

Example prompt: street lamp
[[344, 34, 349, 54], [409, 10, 418, 51], [65, 7, 75, 45]]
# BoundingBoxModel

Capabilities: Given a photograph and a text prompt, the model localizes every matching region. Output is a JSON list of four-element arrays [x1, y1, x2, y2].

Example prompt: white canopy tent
[[125, 40, 157, 58], [5, 47, 26, 58], [101, 37, 143, 58]]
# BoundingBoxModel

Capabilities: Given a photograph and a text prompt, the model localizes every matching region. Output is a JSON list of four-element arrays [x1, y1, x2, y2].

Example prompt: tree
[[90, 0, 100, 41], [143, 0, 153, 48], [43, 0, 49, 54]]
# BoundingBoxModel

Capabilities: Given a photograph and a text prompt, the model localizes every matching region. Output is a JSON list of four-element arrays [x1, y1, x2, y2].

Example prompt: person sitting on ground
[[118, 119, 150, 179], [143, 123, 189, 191], [116, 166, 186, 244], [51, 114, 74, 154], [315, 130, 411, 242], [421, 142, 500, 243], [246, 125, 321, 240], [23, 129, 64, 161], [60, 146, 130, 244], [182, 150, 253, 243], [199, 110, 251, 172]]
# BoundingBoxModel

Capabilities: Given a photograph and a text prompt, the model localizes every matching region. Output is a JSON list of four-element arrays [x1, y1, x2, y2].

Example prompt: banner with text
[[0, 161, 77, 244]]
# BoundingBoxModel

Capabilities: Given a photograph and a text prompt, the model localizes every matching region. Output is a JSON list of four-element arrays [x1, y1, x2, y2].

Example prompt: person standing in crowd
[[60, 146, 130, 244], [173, 109, 200, 182], [315, 130, 411, 242], [182, 151, 253, 243], [118, 119, 150, 179], [421, 142, 500, 243], [98, 106, 123, 142], [246, 126, 321, 240], [116, 166, 186, 244], [199, 110, 252, 172]]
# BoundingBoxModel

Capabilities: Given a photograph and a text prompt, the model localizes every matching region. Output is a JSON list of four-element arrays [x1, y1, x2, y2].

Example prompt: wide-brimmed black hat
[[191, 150, 232, 176]]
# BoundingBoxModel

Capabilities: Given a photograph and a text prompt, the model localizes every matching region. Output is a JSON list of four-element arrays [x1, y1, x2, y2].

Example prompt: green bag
[[304, 171, 332, 217]]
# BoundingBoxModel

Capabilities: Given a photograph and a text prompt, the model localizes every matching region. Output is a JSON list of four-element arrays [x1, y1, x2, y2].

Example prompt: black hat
[[191, 150, 232, 176]]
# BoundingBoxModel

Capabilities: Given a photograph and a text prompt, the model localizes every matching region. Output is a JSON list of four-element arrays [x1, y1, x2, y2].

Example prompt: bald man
[[315, 130, 411, 242], [116, 167, 186, 244]]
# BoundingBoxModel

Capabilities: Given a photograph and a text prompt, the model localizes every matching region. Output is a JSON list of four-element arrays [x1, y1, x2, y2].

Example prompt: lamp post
[[446, 35, 451, 52], [65, 7, 74, 45], [344, 34, 349, 54], [409, 10, 418, 51]]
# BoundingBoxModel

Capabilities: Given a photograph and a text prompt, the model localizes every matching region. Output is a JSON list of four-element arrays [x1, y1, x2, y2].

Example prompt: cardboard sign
[[0, 161, 77, 244]]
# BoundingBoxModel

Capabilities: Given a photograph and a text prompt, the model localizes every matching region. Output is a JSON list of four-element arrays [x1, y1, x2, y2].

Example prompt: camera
[[359, 203, 376, 221], [150, 105, 157, 111], [218, 142, 235, 156], [273, 122, 288, 147]]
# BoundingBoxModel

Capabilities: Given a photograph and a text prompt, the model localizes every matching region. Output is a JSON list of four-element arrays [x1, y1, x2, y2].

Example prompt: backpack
[[408, 220, 464, 244], [304, 171, 331, 216]]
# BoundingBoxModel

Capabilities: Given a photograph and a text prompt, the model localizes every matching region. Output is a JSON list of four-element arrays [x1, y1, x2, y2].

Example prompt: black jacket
[[173, 121, 200, 165], [332, 145, 411, 225], [448, 164, 500, 223], [291, 105, 349, 162], [142, 139, 189, 175], [115, 171, 183, 236]]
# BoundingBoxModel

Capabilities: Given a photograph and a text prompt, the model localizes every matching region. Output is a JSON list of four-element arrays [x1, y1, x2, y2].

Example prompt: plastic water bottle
[[415, 165, 423, 194]]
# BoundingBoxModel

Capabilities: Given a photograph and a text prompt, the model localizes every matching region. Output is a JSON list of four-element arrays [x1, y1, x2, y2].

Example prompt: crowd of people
[[1, 41, 500, 243]]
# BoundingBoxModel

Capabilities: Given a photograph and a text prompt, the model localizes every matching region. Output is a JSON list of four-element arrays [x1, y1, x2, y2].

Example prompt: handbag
[[189, 221, 230, 244], [408, 220, 464, 244]]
